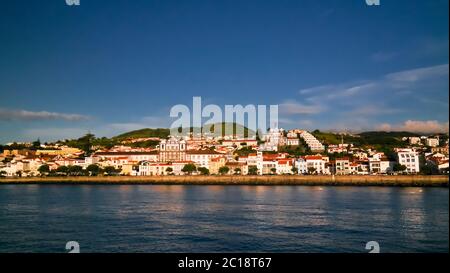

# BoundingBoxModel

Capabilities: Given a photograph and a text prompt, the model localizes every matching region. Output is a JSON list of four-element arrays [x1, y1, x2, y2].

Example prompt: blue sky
[[0, 0, 448, 143]]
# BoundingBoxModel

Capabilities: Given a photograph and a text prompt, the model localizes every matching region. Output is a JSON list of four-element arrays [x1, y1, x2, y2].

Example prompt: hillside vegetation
[[113, 128, 170, 140], [312, 130, 419, 146]]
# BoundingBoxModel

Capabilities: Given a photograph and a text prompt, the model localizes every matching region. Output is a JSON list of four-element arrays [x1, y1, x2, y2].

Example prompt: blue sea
[[0, 184, 448, 253]]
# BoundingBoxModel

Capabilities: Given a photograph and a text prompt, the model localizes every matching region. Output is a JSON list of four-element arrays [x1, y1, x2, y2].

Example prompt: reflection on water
[[0, 185, 448, 253]]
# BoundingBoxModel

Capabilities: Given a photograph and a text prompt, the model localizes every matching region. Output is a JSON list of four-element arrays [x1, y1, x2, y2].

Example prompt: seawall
[[0, 175, 448, 187]]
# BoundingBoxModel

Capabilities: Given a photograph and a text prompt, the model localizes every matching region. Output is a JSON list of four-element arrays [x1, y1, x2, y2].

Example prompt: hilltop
[[113, 128, 170, 140], [113, 122, 255, 140]]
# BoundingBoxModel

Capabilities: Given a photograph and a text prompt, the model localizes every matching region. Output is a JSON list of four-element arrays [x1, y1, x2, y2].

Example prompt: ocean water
[[0, 184, 448, 253]]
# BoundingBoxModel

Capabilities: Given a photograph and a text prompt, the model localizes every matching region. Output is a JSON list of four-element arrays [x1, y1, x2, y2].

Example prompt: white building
[[159, 136, 187, 162], [369, 155, 395, 174], [299, 131, 325, 152], [260, 127, 285, 151], [137, 161, 192, 176], [295, 155, 329, 174], [94, 151, 159, 162], [426, 138, 439, 147], [286, 137, 300, 146], [335, 158, 350, 175], [409, 137, 421, 145], [186, 150, 223, 169], [276, 159, 294, 174], [396, 149, 420, 173]]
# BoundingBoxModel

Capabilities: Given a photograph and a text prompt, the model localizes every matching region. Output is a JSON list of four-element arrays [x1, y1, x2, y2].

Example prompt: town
[[0, 125, 448, 178]]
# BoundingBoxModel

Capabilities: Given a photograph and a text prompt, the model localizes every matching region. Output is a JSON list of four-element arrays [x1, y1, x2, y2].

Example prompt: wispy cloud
[[279, 64, 449, 131], [279, 100, 323, 115], [0, 108, 90, 121], [385, 64, 449, 83], [299, 64, 448, 102]]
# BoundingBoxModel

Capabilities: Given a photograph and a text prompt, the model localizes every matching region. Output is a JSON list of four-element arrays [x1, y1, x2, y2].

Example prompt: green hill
[[113, 128, 170, 140], [357, 131, 419, 146], [201, 122, 256, 138], [113, 123, 256, 140], [312, 130, 419, 147]]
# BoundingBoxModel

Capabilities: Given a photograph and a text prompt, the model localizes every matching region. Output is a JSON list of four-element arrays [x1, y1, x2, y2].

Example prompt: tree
[[234, 168, 241, 175], [68, 165, 83, 176], [197, 167, 210, 175], [270, 168, 277, 175], [0, 170, 6, 177], [307, 167, 316, 175], [182, 164, 197, 175], [420, 164, 439, 175], [218, 166, 230, 175], [32, 138, 41, 149], [86, 164, 101, 176], [67, 133, 95, 156], [15, 170, 22, 177], [393, 163, 407, 173], [38, 164, 50, 175], [235, 146, 257, 157], [291, 167, 298, 174], [248, 166, 258, 175], [56, 166, 69, 175], [104, 166, 120, 176], [165, 167, 173, 175]]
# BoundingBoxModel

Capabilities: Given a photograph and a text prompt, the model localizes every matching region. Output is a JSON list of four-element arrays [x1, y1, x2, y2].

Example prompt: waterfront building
[[295, 155, 329, 175], [209, 156, 227, 175], [396, 148, 420, 173], [94, 151, 159, 162], [335, 157, 350, 175], [186, 150, 223, 169], [368, 155, 395, 174], [225, 161, 249, 175], [276, 159, 294, 174], [138, 161, 170, 176], [137, 161, 194, 176]]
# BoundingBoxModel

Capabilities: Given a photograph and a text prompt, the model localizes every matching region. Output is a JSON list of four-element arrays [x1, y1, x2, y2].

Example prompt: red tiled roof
[[304, 155, 322, 160], [186, 150, 222, 155]]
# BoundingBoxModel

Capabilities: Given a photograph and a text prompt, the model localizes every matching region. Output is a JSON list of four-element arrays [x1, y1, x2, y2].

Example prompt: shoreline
[[0, 175, 448, 187]]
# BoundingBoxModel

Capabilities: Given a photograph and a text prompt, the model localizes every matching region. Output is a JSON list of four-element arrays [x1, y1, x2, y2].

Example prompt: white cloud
[[0, 108, 89, 121], [377, 120, 449, 134], [385, 64, 449, 83]]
